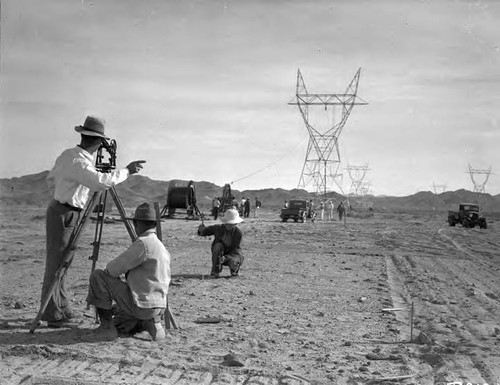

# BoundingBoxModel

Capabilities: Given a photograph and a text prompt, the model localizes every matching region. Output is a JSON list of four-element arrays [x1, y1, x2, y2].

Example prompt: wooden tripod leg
[[164, 297, 178, 330], [29, 192, 100, 334], [109, 186, 137, 241], [153, 201, 179, 330], [168, 305, 178, 329]]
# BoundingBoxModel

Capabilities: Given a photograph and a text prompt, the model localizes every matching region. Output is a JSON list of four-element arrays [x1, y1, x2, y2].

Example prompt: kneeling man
[[197, 208, 244, 278], [86, 202, 171, 341]]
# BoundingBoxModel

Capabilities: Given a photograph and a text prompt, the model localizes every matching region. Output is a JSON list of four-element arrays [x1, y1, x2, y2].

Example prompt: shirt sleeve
[[199, 225, 216, 237], [106, 240, 146, 277], [70, 157, 130, 191]]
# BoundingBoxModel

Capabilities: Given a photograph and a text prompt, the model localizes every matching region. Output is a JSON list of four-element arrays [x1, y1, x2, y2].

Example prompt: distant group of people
[[284, 199, 348, 223], [316, 200, 336, 221], [213, 196, 262, 220], [318, 199, 348, 223]]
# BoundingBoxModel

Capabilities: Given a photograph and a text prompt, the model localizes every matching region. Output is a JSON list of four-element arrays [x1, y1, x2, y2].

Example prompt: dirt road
[[1, 207, 499, 384]]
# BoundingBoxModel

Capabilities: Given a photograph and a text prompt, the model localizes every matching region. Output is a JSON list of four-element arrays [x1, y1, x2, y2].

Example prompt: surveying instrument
[[30, 138, 177, 333]]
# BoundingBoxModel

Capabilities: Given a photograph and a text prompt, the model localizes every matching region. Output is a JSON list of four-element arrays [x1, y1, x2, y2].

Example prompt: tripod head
[[96, 138, 117, 173]]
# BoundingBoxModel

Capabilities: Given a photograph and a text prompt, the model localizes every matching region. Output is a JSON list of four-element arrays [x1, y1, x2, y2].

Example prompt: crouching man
[[86, 202, 171, 341], [197, 208, 244, 278]]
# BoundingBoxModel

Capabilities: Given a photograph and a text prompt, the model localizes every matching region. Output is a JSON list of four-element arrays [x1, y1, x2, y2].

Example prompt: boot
[[142, 319, 166, 341], [94, 308, 118, 340]]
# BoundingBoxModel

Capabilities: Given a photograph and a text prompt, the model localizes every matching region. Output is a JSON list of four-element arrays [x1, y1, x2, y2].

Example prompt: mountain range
[[1, 171, 500, 214]]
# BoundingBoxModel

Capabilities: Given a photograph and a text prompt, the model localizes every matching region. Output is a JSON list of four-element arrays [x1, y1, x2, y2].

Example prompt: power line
[[230, 133, 308, 185]]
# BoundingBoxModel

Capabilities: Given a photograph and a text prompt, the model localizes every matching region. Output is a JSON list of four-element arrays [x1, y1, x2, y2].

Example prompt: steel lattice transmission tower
[[432, 183, 447, 194], [467, 164, 492, 194], [289, 68, 367, 195], [346, 164, 370, 196], [359, 182, 373, 209]]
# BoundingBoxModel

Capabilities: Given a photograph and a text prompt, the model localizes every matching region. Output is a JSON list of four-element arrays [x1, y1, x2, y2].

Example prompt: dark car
[[280, 199, 308, 222], [448, 203, 487, 229]]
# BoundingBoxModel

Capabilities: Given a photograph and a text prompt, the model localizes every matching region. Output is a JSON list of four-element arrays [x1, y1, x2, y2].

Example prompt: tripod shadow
[[0, 321, 114, 346], [171, 273, 239, 281], [171, 273, 205, 280]]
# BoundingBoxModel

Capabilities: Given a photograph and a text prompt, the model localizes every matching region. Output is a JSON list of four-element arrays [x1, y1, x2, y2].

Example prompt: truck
[[280, 199, 309, 223], [448, 203, 487, 229]]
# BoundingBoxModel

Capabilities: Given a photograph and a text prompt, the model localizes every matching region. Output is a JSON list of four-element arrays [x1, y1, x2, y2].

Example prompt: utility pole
[[289, 68, 367, 196]]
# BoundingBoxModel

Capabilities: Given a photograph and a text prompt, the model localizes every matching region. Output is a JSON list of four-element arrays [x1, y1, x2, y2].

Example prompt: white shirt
[[47, 146, 129, 209], [106, 229, 171, 308]]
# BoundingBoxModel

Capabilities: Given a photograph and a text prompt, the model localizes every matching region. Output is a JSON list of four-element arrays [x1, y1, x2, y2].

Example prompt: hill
[[1, 171, 500, 214]]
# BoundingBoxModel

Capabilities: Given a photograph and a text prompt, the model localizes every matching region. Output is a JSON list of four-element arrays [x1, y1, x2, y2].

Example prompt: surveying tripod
[[29, 186, 178, 333]]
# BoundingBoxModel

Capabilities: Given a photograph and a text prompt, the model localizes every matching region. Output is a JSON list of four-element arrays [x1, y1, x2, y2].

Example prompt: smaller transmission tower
[[346, 164, 370, 196], [359, 181, 373, 209], [467, 164, 492, 194], [432, 183, 447, 194]]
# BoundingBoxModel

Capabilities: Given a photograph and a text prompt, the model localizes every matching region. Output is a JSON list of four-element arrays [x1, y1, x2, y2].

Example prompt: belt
[[56, 200, 83, 212]]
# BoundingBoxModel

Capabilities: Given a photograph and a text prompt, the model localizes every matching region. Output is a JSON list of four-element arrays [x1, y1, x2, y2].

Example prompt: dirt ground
[[0, 206, 499, 385]]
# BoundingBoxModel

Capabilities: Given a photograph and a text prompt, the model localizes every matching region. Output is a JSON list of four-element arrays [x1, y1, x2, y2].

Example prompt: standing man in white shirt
[[41, 115, 145, 328]]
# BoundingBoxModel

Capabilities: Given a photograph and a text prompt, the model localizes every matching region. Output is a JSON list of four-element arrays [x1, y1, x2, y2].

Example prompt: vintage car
[[448, 203, 487, 229], [280, 199, 309, 222]]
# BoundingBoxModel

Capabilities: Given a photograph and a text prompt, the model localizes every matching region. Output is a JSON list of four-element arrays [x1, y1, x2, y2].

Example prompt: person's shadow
[[171, 273, 205, 280], [171, 273, 239, 281]]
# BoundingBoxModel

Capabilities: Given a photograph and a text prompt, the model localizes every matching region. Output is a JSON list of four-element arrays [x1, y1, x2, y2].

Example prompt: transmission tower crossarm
[[289, 94, 367, 106]]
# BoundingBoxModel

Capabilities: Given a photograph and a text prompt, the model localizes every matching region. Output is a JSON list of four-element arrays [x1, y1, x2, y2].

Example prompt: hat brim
[[75, 126, 109, 139], [221, 217, 243, 224]]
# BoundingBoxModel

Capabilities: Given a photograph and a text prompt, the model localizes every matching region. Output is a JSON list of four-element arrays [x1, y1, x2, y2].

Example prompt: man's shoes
[[46, 318, 80, 329], [92, 323, 118, 340], [63, 307, 75, 319], [142, 319, 166, 341]]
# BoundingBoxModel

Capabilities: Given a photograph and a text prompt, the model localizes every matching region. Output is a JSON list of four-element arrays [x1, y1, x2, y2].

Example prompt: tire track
[[379, 223, 500, 384]]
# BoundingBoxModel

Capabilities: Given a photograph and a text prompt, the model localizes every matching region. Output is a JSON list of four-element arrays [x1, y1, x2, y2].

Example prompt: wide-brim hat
[[221, 209, 243, 224], [125, 202, 157, 222], [75, 115, 109, 139]]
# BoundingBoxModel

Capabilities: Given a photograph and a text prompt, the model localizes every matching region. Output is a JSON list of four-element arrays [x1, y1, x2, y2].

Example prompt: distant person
[[244, 197, 251, 218], [211, 196, 217, 216], [326, 200, 335, 221], [86, 202, 171, 341], [254, 197, 262, 219], [231, 197, 240, 213], [197, 209, 244, 278], [212, 196, 220, 220], [40, 115, 145, 328], [283, 200, 289, 209], [337, 201, 347, 224], [318, 201, 325, 221], [307, 199, 314, 219], [240, 197, 246, 216]]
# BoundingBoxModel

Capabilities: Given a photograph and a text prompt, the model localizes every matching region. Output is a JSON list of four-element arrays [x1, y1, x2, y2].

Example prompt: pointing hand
[[127, 160, 146, 175]]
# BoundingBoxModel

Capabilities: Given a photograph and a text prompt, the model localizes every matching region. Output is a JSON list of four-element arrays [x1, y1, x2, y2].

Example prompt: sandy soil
[[0, 206, 499, 385]]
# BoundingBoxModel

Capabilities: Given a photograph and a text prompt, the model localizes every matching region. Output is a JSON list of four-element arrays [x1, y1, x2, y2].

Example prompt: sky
[[1, 0, 499, 197]]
